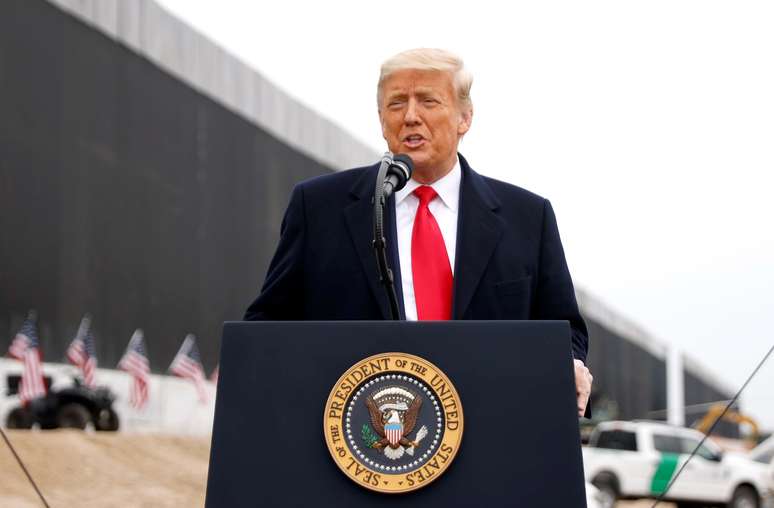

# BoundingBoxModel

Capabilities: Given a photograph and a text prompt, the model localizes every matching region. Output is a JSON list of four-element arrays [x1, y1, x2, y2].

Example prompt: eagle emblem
[[363, 386, 428, 460]]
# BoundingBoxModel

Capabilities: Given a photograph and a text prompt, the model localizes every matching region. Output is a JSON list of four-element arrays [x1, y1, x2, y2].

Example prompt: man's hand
[[574, 359, 593, 417]]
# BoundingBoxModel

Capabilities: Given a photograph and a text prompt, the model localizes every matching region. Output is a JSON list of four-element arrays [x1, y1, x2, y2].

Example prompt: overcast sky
[[157, 0, 774, 430]]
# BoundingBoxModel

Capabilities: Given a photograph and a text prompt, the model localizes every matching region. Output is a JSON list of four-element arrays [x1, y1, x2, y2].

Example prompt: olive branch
[[361, 423, 379, 448]]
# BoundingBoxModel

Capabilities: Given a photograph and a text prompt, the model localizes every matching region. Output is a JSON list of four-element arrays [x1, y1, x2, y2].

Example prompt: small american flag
[[169, 334, 207, 403], [66, 314, 98, 387], [8, 312, 37, 360], [118, 329, 150, 409], [7, 312, 47, 403]]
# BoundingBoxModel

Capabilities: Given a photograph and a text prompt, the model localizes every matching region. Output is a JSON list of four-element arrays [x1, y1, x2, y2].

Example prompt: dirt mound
[[0, 430, 209, 507], [1, 430, 670, 507]]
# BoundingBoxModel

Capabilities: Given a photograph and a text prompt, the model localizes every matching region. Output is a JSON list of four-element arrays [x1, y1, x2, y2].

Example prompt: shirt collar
[[395, 156, 461, 212]]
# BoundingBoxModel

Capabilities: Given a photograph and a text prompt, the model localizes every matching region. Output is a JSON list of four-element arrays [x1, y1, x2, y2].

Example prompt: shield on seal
[[385, 422, 403, 446]]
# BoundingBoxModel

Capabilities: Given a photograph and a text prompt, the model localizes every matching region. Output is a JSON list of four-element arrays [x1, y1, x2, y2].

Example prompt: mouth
[[402, 134, 426, 149]]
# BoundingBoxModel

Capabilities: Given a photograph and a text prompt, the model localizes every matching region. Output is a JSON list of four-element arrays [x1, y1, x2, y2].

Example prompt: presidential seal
[[323, 352, 463, 494]]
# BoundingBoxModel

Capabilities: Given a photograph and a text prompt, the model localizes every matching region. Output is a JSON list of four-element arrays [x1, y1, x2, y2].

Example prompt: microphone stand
[[373, 154, 402, 320]]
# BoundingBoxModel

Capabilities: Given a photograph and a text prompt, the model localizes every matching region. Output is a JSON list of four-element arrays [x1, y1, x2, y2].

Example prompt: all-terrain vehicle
[[5, 374, 119, 431]]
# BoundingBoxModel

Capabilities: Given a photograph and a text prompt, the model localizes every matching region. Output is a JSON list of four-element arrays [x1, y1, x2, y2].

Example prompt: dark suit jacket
[[245, 154, 588, 363]]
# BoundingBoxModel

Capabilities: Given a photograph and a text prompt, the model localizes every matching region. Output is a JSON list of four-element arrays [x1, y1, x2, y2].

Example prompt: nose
[[404, 98, 421, 126]]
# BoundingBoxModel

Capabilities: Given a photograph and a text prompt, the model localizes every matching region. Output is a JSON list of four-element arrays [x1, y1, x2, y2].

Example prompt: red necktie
[[411, 186, 453, 320]]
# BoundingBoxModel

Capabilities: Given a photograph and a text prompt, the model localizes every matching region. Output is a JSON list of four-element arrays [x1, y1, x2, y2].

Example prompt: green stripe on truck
[[650, 453, 680, 495]]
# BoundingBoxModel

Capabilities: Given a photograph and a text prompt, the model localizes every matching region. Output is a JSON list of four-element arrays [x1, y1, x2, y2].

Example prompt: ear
[[457, 106, 473, 136]]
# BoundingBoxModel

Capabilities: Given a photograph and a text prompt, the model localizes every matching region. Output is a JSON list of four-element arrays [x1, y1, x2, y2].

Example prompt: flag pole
[[160, 373, 167, 432]]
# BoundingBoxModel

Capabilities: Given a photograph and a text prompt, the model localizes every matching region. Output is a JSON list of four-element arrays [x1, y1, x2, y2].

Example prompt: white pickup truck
[[582, 420, 774, 508]]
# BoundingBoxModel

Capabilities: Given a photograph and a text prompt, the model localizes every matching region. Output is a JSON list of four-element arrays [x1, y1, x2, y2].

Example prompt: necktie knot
[[413, 186, 438, 207]]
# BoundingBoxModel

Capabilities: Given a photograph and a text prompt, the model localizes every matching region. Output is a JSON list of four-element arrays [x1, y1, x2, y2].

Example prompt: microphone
[[371, 152, 413, 320], [382, 153, 414, 198]]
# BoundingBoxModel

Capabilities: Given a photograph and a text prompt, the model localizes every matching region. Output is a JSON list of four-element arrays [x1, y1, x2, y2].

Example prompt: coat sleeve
[[243, 184, 306, 320], [533, 199, 589, 364]]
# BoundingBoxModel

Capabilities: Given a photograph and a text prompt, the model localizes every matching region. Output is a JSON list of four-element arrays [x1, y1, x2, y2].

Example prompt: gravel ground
[[0, 430, 210, 507], [1, 430, 680, 507]]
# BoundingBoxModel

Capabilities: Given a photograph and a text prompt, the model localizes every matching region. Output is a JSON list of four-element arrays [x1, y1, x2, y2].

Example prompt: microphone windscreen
[[392, 154, 414, 177]]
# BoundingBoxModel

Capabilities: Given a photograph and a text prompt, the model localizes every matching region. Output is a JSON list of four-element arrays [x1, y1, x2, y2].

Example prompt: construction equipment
[[693, 402, 760, 446]]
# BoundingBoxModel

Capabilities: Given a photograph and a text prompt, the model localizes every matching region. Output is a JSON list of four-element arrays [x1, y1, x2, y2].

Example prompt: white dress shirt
[[394, 158, 461, 321]]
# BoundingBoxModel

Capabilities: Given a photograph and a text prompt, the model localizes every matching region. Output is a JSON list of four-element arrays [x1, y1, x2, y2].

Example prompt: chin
[[403, 151, 430, 167]]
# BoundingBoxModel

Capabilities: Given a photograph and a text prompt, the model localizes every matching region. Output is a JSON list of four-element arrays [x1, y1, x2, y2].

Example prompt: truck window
[[751, 449, 773, 464], [595, 430, 637, 451], [680, 437, 719, 461], [653, 434, 682, 454]]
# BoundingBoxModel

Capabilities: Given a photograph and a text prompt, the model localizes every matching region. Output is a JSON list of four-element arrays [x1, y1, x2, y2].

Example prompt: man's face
[[379, 69, 472, 180]]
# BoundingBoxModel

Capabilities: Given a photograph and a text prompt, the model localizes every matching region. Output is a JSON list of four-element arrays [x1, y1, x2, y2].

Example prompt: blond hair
[[377, 48, 473, 111]]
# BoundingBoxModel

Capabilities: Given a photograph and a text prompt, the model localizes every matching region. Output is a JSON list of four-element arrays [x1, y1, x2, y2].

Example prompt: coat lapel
[[452, 155, 504, 319], [343, 165, 392, 320], [387, 194, 406, 319]]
